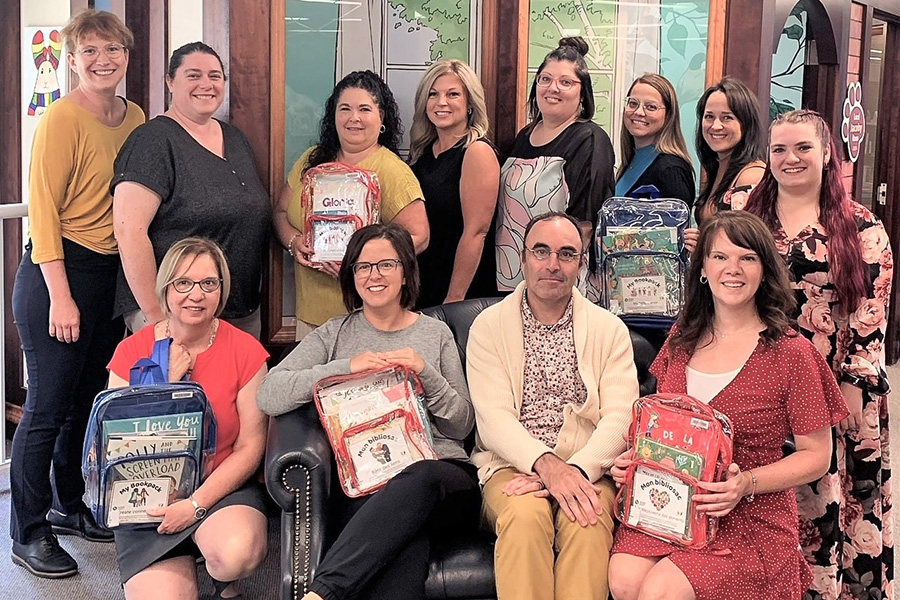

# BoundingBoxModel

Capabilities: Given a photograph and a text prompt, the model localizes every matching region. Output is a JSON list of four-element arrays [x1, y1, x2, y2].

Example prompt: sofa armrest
[[264, 402, 333, 600]]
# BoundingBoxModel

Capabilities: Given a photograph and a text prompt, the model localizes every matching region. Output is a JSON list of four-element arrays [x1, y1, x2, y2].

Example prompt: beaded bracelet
[[746, 470, 757, 503], [287, 233, 301, 258]]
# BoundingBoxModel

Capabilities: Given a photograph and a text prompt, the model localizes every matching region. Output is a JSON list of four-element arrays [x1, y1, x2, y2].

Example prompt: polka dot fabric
[[612, 332, 847, 600]]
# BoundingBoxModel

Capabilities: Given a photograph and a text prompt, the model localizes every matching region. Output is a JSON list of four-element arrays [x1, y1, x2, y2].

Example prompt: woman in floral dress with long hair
[[744, 109, 893, 600]]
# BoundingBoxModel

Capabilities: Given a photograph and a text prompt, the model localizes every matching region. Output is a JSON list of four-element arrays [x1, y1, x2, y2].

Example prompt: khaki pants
[[482, 468, 616, 600]]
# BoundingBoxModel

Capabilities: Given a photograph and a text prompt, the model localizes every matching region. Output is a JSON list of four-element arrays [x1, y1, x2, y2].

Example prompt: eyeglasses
[[525, 246, 582, 263], [169, 277, 222, 293], [536, 74, 581, 90], [76, 44, 125, 59], [352, 259, 402, 277], [624, 97, 664, 114]]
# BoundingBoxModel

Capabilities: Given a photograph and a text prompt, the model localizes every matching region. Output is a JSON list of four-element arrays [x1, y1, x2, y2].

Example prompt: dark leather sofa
[[264, 298, 659, 600]]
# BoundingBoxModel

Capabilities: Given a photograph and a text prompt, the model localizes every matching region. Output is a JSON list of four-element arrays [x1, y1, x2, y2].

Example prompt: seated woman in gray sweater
[[257, 223, 476, 600]]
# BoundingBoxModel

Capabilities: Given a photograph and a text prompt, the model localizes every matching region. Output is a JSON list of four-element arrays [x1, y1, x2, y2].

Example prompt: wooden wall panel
[[228, 0, 292, 347], [481, 0, 528, 156], [1, 0, 25, 419], [124, 0, 167, 118]]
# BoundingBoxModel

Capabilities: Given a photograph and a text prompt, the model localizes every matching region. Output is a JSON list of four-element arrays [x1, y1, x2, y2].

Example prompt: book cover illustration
[[625, 465, 692, 537], [102, 411, 203, 460], [310, 172, 371, 217], [602, 227, 679, 254], [634, 437, 703, 479], [344, 418, 416, 490], [106, 478, 170, 528], [605, 254, 681, 315], [312, 219, 358, 262]]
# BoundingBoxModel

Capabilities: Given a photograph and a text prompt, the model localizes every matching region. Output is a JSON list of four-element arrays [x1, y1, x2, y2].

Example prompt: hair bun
[[558, 36, 589, 57]]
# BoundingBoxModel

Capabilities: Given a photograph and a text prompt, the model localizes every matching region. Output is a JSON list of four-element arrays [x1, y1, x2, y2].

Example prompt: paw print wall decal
[[842, 81, 865, 163]]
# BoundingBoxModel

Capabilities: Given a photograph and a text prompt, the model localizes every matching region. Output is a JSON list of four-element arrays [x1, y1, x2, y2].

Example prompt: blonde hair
[[409, 60, 490, 164], [156, 238, 231, 318], [617, 73, 693, 180], [60, 9, 134, 55]]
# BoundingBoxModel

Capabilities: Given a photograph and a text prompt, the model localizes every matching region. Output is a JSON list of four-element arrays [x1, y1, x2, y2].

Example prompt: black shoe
[[48, 508, 114, 542], [11, 534, 78, 578]]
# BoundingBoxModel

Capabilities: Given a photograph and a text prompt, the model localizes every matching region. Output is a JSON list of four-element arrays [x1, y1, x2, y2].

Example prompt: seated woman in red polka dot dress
[[608, 211, 848, 600]]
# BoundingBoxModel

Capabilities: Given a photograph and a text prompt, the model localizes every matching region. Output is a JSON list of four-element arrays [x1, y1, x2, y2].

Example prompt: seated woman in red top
[[107, 237, 268, 600], [608, 211, 847, 600]]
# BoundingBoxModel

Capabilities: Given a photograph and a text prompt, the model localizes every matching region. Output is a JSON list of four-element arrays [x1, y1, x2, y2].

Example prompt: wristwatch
[[189, 495, 207, 520]]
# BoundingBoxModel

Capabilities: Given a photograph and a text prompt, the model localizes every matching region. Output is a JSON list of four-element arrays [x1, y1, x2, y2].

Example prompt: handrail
[[0, 203, 27, 219], [0, 203, 25, 464]]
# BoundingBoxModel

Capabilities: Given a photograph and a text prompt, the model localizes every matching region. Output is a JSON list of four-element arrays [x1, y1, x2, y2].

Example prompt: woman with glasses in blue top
[[615, 74, 695, 206], [258, 223, 478, 600]]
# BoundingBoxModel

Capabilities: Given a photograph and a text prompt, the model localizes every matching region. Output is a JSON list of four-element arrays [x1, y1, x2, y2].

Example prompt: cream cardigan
[[467, 282, 639, 485]]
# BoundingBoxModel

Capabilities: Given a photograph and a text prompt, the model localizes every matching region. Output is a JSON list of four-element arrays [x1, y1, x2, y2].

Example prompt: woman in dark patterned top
[[685, 78, 766, 253], [744, 109, 893, 600], [409, 59, 499, 309], [495, 36, 615, 301]]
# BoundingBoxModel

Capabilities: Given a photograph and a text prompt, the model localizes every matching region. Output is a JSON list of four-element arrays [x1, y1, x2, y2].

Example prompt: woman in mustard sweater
[[9, 10, 144, 579]]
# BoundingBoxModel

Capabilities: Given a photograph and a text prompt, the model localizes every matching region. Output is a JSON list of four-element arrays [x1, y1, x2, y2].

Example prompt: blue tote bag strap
[[129, 338, 174, 385]]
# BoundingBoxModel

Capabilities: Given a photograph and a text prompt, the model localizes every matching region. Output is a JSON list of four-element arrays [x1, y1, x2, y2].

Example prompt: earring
[[700, 275, 708, 284], [379, 124, 386, 133], [467, 108, 472, 115]]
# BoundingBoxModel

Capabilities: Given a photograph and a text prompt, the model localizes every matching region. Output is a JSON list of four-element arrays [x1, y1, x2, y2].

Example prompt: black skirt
[[114, 482, 266, 583]]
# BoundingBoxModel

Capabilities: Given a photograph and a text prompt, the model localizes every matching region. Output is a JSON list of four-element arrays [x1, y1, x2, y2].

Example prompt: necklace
[[713, 321, 763, 338], [165, 318, 219, 350]]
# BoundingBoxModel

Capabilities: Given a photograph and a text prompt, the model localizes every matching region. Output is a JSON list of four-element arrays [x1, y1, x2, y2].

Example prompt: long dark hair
[[307, 70, 403, 171], [695, 77, 765, 217], [670, 211, 795, 353], [339, 223, 420, 312], [527, 37, 595, 122], [744, 109, 868, 315]]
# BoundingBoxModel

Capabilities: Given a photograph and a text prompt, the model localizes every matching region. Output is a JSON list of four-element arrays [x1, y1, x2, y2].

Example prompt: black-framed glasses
[[524, 246, 582, 263], [624, 97, 664, 114], [169, 277, 222, 293], [352, 259, 402, 277], [536, 73, 581, 90]]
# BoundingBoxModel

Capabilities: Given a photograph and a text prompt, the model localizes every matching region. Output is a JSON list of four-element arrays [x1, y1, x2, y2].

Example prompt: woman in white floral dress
[[744, 110, 893, 600]]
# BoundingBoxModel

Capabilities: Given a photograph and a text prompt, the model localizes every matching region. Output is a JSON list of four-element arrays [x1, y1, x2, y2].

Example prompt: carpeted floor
[[0, 467, 282, 600]]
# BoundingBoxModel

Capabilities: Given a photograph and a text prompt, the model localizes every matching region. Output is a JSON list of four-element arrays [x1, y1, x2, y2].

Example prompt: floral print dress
[[771, 201, 893, 600]]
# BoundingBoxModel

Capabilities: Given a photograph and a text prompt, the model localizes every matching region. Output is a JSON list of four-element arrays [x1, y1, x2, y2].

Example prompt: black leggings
[[310, 459, 480, 600]]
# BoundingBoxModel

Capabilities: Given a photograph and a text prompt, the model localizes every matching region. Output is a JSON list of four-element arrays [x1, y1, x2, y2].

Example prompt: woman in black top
[[615, 73, 695, 206], [409, 59, 500, 308]]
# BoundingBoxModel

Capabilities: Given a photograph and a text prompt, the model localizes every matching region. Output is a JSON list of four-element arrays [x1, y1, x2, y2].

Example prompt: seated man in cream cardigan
[[468, 212, 639, 600]]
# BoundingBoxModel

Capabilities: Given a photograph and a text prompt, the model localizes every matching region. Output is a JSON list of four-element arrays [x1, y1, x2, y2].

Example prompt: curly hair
[[694, 77, 766, 219], [744, 109, 868, 316], [306, 70, 403, 172], [408, 60, 490, 164], [669, 210, 796, 353], [527, 36, 595, 122]]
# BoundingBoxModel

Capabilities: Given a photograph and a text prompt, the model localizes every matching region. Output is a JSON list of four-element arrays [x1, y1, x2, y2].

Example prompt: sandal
[[212, 579, 243, 600]]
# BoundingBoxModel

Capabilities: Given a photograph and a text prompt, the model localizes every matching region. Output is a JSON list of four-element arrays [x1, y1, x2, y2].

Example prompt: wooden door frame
[[869, 12, 900, 363]]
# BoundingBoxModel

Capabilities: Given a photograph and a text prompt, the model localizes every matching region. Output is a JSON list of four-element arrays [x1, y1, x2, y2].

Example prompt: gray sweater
[[257, 311, 473, 460]]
